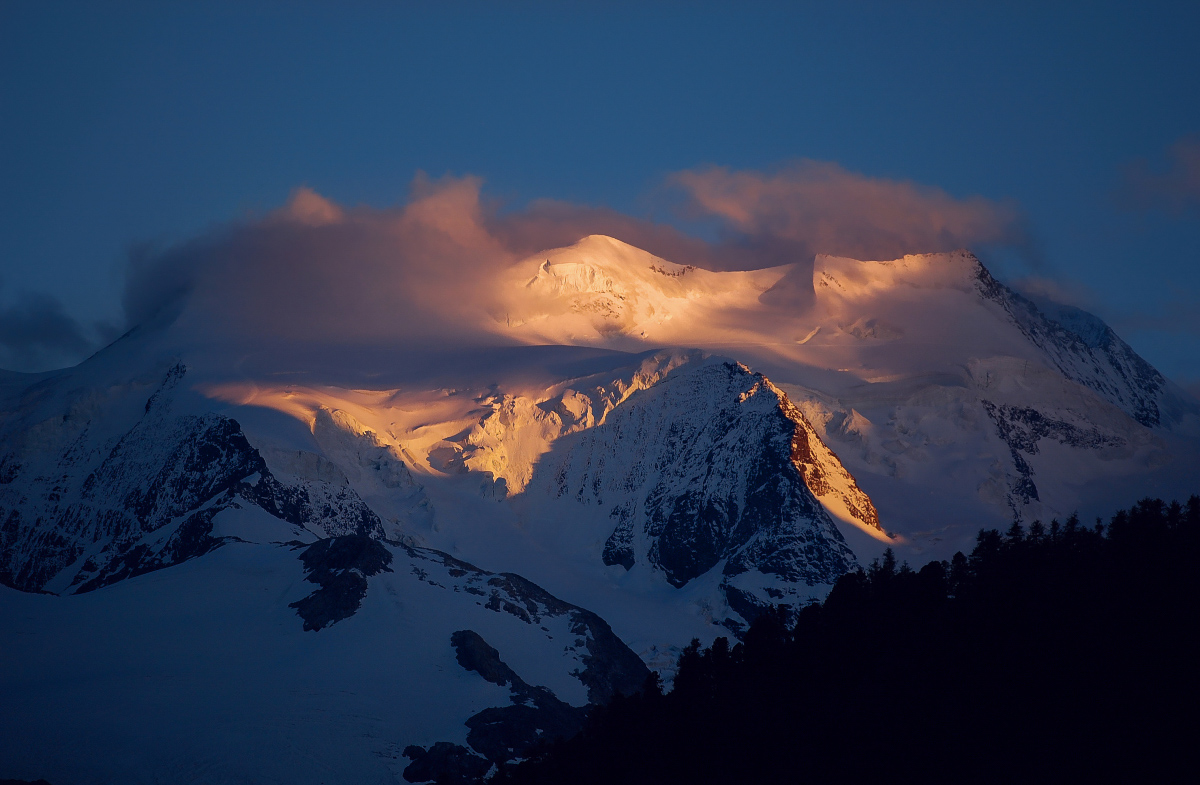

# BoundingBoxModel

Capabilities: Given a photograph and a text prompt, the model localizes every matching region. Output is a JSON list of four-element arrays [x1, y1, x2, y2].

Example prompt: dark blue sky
[[2, 1, 1198, 384]]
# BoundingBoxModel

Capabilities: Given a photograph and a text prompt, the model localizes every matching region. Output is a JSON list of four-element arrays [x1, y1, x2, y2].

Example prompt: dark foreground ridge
[[496, 496, 1200, 785]]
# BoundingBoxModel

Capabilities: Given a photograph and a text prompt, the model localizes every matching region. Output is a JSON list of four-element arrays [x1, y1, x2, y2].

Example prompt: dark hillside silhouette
[[497, 497, 1200, 785]]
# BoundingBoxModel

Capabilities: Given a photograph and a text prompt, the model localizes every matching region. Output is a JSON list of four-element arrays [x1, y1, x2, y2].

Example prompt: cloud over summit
[[671, 161, 1029, 265], [124, 175, 517, 347], [114, 163, 1033, 355]]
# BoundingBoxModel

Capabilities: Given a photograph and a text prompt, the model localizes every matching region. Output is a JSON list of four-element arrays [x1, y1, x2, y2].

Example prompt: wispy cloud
[[124, 176, 515, 347], [1117, 135, 1200, 217], [670, 160, 1030, 265], [122, 175, 728, 349], [119, 163, 1035, 351], [1177, 378, 1200, 402], [1009, 275, 1099, 311]]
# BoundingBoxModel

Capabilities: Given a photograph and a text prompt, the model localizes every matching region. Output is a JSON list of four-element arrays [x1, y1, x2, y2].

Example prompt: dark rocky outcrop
[[721, 584, 775, 628], [289, 534, 393, 631], [403, 630, 592, 782], [402, 742, 490, 785], [482, 573, 649, 704], [450, 630, 587, 767], [451, 630, 522, 688]]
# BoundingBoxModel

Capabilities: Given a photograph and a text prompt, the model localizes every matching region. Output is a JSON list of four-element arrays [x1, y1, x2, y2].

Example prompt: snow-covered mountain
[[0, 330, 875, 782], [1, 339, 875, 630], [0, 360, 394, 594], [2, 231, 1196, 783], [497, 237, 1197, 557]]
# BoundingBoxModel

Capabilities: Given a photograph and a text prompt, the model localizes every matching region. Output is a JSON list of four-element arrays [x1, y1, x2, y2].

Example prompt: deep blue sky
[[2, 1, 1198, 383]]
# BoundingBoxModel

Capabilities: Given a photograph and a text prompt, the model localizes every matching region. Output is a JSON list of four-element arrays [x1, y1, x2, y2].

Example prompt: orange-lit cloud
[[280, 186, 344, 226], [120, 163, 1032, 351], [671, 161, 1028, 264], [124, 175, 517, 347], [122, 175, 721, 349]]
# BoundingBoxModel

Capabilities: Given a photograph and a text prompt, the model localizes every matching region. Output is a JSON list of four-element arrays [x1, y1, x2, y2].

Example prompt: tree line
[[496, 496, 1200, 784]]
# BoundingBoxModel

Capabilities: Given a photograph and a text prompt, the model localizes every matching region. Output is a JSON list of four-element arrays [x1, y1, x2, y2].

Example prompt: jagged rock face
[[401, 742, 490, 785], [0, 363, 385, 594], [245, 348, 877, 602], [0, 342, 880, 648], [531, 359, 871, 589]]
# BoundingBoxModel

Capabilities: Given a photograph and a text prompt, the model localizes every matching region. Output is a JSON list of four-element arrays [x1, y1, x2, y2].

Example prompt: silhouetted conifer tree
[[497, 494, 1200, 785]]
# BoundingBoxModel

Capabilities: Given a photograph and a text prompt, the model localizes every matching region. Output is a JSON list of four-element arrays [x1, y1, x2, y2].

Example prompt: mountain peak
[[497, 236, 783, 346]]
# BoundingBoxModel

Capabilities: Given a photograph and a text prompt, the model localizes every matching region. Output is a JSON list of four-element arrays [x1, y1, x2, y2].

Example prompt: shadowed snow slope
[[0, 536, 647, 784]]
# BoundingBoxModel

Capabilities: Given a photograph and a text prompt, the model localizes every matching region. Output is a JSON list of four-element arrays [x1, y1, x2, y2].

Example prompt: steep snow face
[[974, 265, 1168, 428], [810, 251, 1173, 428], [785, 252, 1195, 547], [450, 352, 693, 494], [787, 368, 1172, 558]]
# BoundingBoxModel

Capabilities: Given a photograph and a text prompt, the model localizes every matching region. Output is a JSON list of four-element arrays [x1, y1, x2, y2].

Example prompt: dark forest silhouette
[[495, 497, 1200, 785]]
